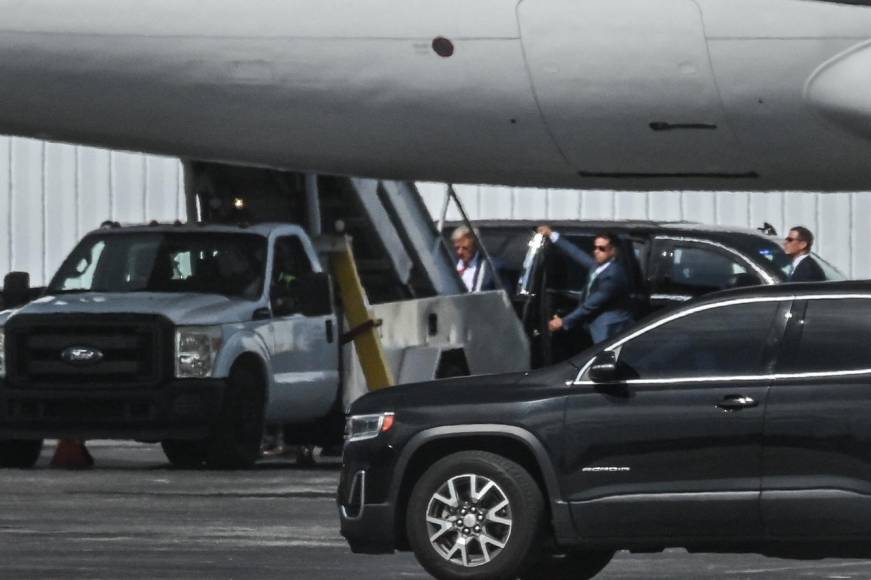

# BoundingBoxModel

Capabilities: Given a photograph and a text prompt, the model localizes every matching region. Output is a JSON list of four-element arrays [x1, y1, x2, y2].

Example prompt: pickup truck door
[[564, 297, 789, 540], [763, 297, 871, 539], [266, 235, 340, 424]]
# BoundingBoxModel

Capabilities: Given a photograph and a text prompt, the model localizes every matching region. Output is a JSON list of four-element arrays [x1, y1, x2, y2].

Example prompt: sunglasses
[[784, 237, 800, 243], [593, 245, 611, 252]]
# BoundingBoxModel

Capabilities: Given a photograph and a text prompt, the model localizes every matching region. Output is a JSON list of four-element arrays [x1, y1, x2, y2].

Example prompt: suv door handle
[[716, 395, 758, 411]]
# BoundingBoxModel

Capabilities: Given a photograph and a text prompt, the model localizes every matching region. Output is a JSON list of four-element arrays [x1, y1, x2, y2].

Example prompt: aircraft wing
[[0, 0, 870, 191]]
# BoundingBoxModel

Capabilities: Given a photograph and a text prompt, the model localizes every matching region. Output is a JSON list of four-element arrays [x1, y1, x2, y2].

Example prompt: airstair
[[183, 161, 529, 393]]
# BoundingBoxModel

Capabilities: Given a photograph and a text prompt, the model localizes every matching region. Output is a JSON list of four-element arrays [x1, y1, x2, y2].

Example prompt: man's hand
[[537, 225, 553, 238], [548, 315, 564, 332]]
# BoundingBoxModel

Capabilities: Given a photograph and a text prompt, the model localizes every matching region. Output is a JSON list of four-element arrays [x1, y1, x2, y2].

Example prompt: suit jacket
[[790, 255, 826, 282], [553, 237, 634, 343]]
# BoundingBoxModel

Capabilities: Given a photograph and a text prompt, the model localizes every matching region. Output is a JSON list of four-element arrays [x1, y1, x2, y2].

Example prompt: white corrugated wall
[[0, 136, 868, 284], [1, 137, 185, 285]]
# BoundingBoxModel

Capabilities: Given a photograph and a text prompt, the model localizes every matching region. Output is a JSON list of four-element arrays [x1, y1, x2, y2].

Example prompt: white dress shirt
[[457, 253, 488, 292]]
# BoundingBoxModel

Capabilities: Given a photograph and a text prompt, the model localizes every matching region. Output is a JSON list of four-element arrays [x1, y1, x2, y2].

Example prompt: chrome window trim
[[516, 232, 547, 297], [649, 293, 692, 302], [572, 293, 871, 385], [574, 368, 871, 387], [653, 235, 778, 286], [579, 491, 758, 504], [801, 294, 871, 301]]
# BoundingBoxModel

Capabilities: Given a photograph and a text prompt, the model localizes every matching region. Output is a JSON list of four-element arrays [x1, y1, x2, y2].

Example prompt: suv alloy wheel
[[406, 450, 545, 580]]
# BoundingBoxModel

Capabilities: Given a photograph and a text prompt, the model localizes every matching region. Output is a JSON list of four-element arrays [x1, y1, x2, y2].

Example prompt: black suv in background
[[453, 220, 844, 366], [340, 280, 871, 580]]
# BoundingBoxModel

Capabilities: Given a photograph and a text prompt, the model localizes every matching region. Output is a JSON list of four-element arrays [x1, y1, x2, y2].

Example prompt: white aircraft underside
[[0, 0, 870, 191]]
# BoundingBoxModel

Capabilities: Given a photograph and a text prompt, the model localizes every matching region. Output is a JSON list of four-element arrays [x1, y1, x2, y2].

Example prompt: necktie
[[584, 269, 598, 298]]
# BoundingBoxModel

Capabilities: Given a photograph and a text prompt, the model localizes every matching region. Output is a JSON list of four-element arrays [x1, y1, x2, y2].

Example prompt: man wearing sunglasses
[[537, 225, 634, 344], [784, 226, 826, 282]]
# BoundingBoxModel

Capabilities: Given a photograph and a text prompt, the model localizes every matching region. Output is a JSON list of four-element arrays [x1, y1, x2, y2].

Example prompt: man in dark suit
[[538, 226, 634, 344], [784, 226, 826, 282]]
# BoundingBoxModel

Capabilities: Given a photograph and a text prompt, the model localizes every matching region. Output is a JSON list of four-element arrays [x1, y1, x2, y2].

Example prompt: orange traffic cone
[[50, 439, 94, 469]]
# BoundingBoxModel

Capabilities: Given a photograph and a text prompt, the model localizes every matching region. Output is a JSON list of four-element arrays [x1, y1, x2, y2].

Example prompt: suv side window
[[653, 241, 761, 296], [779, 298, 871, 374], [616, 301, 780, 379]]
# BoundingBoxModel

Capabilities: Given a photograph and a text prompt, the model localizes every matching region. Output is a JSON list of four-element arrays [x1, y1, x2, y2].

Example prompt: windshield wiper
[[48, 288, 90, 294]]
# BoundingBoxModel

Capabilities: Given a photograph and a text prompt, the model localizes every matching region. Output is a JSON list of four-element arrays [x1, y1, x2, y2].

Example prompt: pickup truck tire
[[406, 450, 545, 580], [521, 549, 615, 580], [0, 439, 43, 468], [161, 440, 207, 468], [205, 364, 265, 469]]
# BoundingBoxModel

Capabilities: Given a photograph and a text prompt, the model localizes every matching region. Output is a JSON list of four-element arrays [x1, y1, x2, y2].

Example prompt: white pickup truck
[[0, 222, 528, 468]]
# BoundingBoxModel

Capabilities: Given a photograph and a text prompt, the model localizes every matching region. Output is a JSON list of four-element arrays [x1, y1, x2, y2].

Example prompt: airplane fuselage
[[0, 0, 870, 190]]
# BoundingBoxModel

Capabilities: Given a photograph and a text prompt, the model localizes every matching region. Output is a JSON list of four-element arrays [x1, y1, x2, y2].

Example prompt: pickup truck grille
[[5, 314, 172, 388]]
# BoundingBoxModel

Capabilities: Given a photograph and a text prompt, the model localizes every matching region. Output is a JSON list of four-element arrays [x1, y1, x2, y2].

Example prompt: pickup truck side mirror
[[588, 351, 621, 383], [3, 271, 31, 309]]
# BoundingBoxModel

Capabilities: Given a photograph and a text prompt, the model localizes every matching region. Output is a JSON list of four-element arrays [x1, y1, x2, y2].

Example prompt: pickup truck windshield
[[48, 232, 268, 299]]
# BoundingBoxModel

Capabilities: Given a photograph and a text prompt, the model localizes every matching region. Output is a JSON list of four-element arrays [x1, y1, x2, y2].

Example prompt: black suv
[[459, 220, 844, 366], [340, 280, 871, 579]]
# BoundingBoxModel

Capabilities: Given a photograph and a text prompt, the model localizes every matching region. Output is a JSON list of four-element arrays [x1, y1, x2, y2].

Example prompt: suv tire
[[406, 450, 545, 580], [205, 365, 265, 469], [0, 439, 43, 468]]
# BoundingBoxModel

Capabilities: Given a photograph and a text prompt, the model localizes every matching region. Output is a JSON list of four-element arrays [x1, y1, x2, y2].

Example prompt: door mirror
[[588, 351, 620, 383], [3, 271, 31, 309]]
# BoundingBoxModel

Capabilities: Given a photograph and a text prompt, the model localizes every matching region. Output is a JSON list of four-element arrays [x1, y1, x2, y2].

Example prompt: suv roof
[[445, 218, 791, 278], [456, 218, 778, 242]]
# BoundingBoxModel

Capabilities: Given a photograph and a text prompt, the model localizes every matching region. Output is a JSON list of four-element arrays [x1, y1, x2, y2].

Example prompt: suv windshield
[[48, 232, 267, 299]]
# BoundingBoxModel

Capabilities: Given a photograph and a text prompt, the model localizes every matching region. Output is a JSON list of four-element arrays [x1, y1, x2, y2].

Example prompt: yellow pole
[[329, 237, 395, 390]]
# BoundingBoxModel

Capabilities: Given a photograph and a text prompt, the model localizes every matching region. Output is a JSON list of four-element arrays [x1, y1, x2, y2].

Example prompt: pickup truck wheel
[[161, 440, 207, 468], [521, 549, 615, 580], [0, 439, 43, 468], [406, 450, 545, 580], [205, 365, 265, 469]]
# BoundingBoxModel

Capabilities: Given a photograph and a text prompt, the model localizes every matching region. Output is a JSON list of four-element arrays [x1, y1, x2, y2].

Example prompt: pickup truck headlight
[[344, 412, 395, 443], [0, 329, 5, 378], [175, 326, 223, 379]]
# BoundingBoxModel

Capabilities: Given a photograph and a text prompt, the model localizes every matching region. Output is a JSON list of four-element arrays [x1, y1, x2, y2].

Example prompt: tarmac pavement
[[0, 441, 869, 580]]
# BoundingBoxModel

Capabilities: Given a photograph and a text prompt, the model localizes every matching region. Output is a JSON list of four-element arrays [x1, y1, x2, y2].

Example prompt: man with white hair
[[451, 225, 498, 292]]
